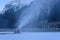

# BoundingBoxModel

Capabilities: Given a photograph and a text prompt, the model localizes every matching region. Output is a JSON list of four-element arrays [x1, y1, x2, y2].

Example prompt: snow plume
[[1, 0, 34, 14], [0, 0, 35, 29]]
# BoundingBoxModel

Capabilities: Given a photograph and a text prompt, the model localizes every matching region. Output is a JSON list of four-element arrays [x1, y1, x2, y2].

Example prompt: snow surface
[[0, 32, 60, 40]]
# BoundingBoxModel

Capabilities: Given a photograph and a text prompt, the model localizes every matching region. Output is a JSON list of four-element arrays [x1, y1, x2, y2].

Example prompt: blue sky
[[0, 0, 12, 11]]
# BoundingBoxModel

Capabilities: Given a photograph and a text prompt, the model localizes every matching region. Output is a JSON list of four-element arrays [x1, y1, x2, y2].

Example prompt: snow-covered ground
[[0, 32, 60, 40]]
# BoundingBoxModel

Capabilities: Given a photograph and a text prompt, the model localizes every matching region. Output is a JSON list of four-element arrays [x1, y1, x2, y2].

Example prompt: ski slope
[[0, 32, 60, 40]]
